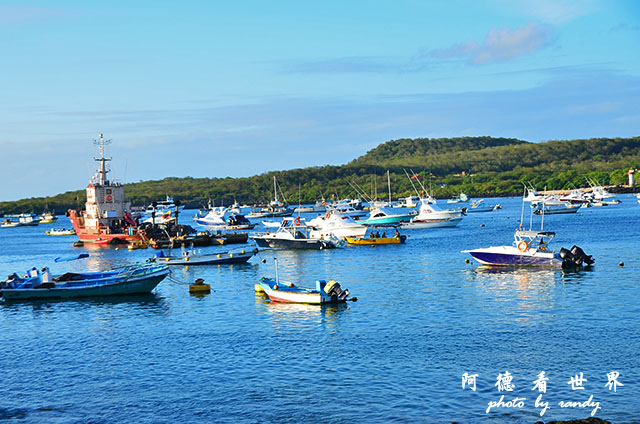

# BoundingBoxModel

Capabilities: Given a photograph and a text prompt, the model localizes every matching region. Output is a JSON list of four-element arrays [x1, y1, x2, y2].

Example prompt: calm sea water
[[1, 196, 639, 423]]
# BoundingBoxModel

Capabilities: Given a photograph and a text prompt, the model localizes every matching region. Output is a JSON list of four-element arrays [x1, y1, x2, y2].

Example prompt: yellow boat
[[345, 235, 406, 245]]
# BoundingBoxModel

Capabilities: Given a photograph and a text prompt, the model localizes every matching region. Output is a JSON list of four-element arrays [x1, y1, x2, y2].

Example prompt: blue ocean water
[[1, 196, 639, 423]]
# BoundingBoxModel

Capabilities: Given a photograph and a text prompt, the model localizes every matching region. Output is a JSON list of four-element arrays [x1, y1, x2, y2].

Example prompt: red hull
[[68, 210, 143, 244]]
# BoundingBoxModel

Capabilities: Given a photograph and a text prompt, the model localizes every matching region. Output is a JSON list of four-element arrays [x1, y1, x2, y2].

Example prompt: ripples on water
[[1, 197, 639, 423]]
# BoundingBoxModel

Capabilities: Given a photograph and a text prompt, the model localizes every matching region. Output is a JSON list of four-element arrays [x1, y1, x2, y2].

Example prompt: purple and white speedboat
[[462, 230, 594, 268]]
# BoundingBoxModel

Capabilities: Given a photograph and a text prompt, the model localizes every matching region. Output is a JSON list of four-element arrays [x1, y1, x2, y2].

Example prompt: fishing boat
[[401, 201, 463, 229], [462, 195, 593, 268], [257, 259, 354, 304], [46, 228, 76, 236], [462, 230, 593, 268], [357, 207, 413, 226], [0, 263, 170, 300], [151, 247, 258, 265], [308, 210, 367, 239], [67, 134, 144, 244], [257, 277, 354, 304], [251, 219, 339, 249]]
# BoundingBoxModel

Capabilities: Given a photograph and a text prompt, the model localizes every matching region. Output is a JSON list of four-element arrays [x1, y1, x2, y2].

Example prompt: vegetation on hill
[[1, 136, 639, 214]]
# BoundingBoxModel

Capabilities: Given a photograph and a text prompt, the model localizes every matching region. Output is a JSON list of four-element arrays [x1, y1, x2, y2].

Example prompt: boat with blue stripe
[[1, 263, 170, 300]]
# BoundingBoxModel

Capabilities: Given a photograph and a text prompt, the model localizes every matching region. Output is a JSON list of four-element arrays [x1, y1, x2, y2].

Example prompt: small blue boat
[[0, 263, 170, 300]]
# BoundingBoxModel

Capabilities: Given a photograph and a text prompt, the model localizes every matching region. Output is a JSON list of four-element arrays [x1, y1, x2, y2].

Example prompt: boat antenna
[[519, 183, 526, 231], [274, 257, 279, 285], [404, 169, 421, 198], [387, 170, 391, 204]]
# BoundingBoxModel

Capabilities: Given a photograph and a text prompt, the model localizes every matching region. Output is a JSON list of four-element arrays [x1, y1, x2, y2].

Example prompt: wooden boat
[[258, 277, 353, 305], [151, 248, 258, 265], [0, 263, 170, 300], [46, 228, 76, 236], [345, 235, 406, 245]]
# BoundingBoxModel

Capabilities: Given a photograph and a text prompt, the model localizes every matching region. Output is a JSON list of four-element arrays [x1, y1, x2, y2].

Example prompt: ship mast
[[93, 133, 111, 186]]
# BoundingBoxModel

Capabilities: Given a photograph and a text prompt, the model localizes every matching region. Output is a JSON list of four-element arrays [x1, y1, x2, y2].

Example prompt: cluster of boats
[[1, 212, 57, 227], [2, 135, 621, 305], [524, 184, 621, 214]]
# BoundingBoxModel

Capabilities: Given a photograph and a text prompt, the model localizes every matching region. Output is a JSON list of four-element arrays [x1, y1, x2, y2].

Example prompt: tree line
[[1, 136, 638, 214]]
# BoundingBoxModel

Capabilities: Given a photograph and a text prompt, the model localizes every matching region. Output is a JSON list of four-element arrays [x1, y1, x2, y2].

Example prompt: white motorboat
[[143, 211, 176, 225], [402, 201, 463, 229], [462, 193, 594, 268], [262, 216, 306, 229], [251, 219, 339, 249], [18, 214, 39, 226], [308, 211, 367, 239], [145, 195, 184, 215], [193, 208, 227, 228], [462, 230, 593, 268], [394, 196, 421, 208], [447, 193, 469, 203], [358, 207, 413, 226], [465, 199, 500, 213], [331, 202, 368, 220]]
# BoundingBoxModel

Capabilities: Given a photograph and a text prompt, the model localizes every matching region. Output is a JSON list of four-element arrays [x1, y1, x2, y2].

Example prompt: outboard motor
[[570, 245, 595, 265], [559, 245, 594, 268], [324, 280, 350, 301]]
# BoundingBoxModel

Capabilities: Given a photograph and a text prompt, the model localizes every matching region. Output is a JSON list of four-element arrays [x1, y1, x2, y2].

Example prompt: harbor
[[1, 191, 639, 422], [1, 1, 639, 422]]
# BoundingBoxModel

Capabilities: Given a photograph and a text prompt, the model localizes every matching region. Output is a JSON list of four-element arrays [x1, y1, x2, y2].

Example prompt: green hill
[[1, 136, 639, 214]]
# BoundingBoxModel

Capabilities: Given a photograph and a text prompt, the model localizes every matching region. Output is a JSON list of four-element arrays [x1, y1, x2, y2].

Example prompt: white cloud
[[430, 22, 554, 65]]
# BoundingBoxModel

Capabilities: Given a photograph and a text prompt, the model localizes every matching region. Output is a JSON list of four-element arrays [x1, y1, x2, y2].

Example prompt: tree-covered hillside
[[1, 136, 639, 214]]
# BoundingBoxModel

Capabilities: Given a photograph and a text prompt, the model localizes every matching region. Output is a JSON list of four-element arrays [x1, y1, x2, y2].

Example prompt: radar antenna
[[93, 133, 112, 186]]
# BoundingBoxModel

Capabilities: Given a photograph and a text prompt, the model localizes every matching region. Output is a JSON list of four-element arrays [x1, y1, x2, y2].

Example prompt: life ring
[[517, 241, 528, 252], [325, 211, 331, 219], [106, 195, 113, 202], [294, 217, 301, 226]]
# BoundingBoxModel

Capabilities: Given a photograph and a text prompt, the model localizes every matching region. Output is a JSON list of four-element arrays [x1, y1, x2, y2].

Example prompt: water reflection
[[1, 292, 169, 315], [254, 292, 348, 330]]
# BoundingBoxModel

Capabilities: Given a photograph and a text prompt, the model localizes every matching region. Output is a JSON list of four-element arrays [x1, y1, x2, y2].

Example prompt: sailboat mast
[[387, 170, 391, 203], [273, 176, 278, 203]]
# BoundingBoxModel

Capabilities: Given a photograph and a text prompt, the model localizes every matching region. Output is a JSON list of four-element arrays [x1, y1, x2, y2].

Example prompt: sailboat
[[248, 176, 294, 218]]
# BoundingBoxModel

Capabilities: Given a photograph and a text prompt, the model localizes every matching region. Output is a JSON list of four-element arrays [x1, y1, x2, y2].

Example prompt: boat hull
[[345, 236, 406, 245], [258, 280, 344, 305], [1, 269, 169, 300], [252, 237, 335, 249], [402, 216, 463, 229], [358, 215, 412, 226], [464, 248, 561, 267], [156, 250, 256, 265]]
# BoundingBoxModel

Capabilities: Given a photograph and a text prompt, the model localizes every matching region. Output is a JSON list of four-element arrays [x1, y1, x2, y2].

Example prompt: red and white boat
[[67, 134, 144, 244]]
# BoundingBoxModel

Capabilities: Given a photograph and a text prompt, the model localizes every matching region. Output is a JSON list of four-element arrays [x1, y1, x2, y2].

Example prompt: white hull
[[402, 216, 462, 229]]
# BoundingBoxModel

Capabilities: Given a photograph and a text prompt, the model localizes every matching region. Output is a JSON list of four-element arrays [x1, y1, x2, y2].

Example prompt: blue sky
[[0, 0, 639, 201]]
